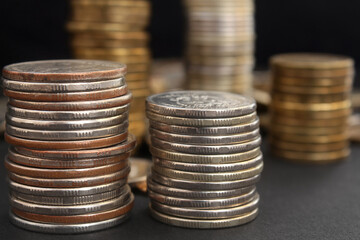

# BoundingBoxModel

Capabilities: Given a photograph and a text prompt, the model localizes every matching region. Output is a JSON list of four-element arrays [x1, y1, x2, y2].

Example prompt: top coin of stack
[[146, 91, 263, 229], [270, 53, 354, 163], [67, 0, 152, 147], [183, 0, 255, 94], [2, 60, 136, 234]]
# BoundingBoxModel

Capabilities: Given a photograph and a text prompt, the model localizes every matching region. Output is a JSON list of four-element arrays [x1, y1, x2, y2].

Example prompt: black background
[[1, 0, 360, 69]]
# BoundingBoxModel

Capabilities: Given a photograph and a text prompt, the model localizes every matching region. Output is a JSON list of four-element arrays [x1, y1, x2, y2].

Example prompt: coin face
[[2, 60, 127, 82]]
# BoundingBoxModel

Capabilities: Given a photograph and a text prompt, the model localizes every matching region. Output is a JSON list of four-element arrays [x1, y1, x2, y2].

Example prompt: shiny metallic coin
[[151, 172, 260, 190], [6, 121, 128, 140], [149, 207, 258, 229], [6, 114, 128, 131], [2, 59, 127, 82], [15, 134, 136, 159], [151, 136, 261, 155], [150, 128, 259, 145], [9, 93, 132, 111], [149, 118, 259, 135], [9, 211, 130, 234], [146, 91, 256, 118], [151, 193, 259, 219], [153, 154, 262, 173], [5, 131, 128, 150], [5, 158, 128, 179], [150, 146, 261, 164], [7, 104, 130, 120], [10, 189, 131, 215], [147, 111, 257, 127], [8, 147, 131, 169], [187, 56, 254, 66], [188, 65, 252, 76], [9, 166, 130, 188], [152, 162, 263, 182], [12, 194, 134, 224], [8, 179, 127, 197], [147, 178, 255, 199], [149, 188, 256, 209], [2, 77, 125, 93]]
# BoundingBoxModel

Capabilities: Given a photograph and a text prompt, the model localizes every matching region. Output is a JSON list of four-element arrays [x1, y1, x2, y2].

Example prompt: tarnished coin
[[150, 193, 259, 219], [149, 207, 258, 229], [148, 188, 256, 209], [2, 59, 127, 82], [149, 118, 259, 135], [146, 91, 256, 118], [151, 136, 261, 154], [9, 211, 130, 234], [150, 146, 261, 164]]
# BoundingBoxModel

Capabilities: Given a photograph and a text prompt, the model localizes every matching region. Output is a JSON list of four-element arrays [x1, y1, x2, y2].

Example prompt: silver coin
[[148, 188, 256, 209], [151, 194, 259, 219], [6, 113, 128, 130], [150, 146, 261, 164], [146, 111, 257, 127], [9, 211, 130, 234], [9, 93, 132, 111], [8, 166, 130, 188], [152, 162, 263, 182], [150, 172, 260, 190], [8, 179, 126, 197], [151, 136, 261, 154], [2, 77, 125, 92], [146, 91, 256, 118], [149, 128, 260, 145], [10, 185, 130, 206], [147, 178, 255, 199], [10, 189, 131, 215], [149, 207, 258, 229], [153, 153, 263, 173], [7, 104, 130, 120], [149, 117, 259, 135]]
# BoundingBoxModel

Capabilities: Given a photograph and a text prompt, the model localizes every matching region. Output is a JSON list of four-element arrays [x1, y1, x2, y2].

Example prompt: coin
[[272, 76, 353, 87], [71, 0, 150, 8], [270, 138, 349, 152], [271, 132, 348, 144], [273, 85, 351, 95], [270, 124, 347, 136], [2, 59, 127, 82], [149, 207, 258, 229], [272, 66, 354, 78], [67, 21, 147, 32], [272, 148, 350, 163]]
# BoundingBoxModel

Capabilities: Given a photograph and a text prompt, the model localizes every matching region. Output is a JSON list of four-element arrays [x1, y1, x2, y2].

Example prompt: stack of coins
[[146, 91, 263, 228], [2, 60, 136, 233], [183, 0, 255, 94], [67, 0, 151, 146], [270, 53, 354, 163]]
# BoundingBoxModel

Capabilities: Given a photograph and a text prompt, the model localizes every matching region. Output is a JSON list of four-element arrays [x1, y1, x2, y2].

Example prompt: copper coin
[[11, 194, 134, 224], [2, 60, 127, 82], [4, 85, 128, 102], [5, 158, 128, 179], [14, 134, 136, 159], [5, 131, 128, 150]]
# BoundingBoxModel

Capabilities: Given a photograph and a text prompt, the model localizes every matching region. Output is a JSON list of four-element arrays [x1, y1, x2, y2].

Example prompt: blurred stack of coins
[[270, 53, 354, 163], [183, 0, 255, 94], [2, 60, 136, 233], [146, 91, 263, 228], [67, 0, 151, 147]]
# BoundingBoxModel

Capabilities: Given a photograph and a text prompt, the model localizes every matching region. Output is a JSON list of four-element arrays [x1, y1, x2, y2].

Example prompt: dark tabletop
[[0, 139, 359, 240]]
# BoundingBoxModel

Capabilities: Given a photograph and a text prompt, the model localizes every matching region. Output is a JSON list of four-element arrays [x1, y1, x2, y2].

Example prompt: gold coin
[[71, 0, 150, 8], [270, 124, 347, 135], [271, 148, 350, 163], [271, 115, 348, 127], [71, 39, 148, 48], [73, 47, 149, 56], [132, 89, 150, 97], [271, 108, 351, 119], [272, 93, 349, 104], [71, 31, 149, 41], [273, 85, 351, 95], [67, 21, 147, 32], [127, 81, 148, 90], [126, 72, 149, 81], [73, 54, 151, 64], [271, 100, 351, 111], [272, 76, 353, 87], [270, 138, 349, 152], [272, 66, 354, 78], [187, 56, 254, 66], [126, 63, 151, 73], [129, 112, 146, 122], [271, 132, 349, 144]]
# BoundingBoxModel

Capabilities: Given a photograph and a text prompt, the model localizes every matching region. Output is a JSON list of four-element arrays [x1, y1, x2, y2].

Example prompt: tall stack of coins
[[67, 0, 151, 146], [184, 0, 255, 94], [2, 60, 136, 233], [270, 53, 354, 163], [146, 91, 263, 228]]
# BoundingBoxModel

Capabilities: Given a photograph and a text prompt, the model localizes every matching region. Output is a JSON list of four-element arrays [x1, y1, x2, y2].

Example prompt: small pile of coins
[[270, 53, 354, 163], [184, 0, 255, 94], [146, 91, 263, 228], [67, 0, 151, 146], [2, 60, 136, 233]]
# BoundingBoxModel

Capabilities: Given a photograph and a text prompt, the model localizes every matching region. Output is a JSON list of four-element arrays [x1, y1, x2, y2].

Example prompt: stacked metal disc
[[2, 60, 136, 233], [67, 0, 151, 146], [270, 53, 354, 163], [183, 0, 255, 94], [146, 91, 263, 228]]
